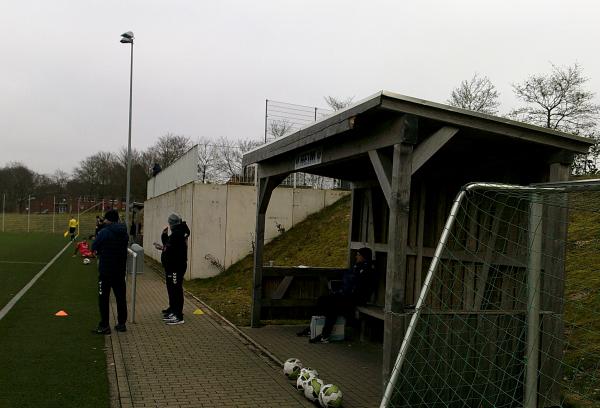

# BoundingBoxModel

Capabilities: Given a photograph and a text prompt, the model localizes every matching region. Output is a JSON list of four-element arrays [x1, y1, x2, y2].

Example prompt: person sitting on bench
[[297, 247, 375, 343]]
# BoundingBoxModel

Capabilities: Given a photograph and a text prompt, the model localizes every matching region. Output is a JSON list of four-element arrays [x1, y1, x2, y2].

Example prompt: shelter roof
[[243, 91, 593, 170]]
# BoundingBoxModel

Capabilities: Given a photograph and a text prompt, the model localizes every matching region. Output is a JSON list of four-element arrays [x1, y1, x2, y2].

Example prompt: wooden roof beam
[[412, 126, 459, 174], [369, 149, 392, 205]]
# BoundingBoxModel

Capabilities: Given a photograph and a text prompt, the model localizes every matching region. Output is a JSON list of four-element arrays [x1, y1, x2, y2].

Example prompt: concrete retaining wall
[[144, 183, 348, 280]]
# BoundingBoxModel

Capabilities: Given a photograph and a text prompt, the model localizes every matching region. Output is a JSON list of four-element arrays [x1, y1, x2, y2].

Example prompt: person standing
[[95, 215, 104, 237], [91, 209, 129, 334], [160, 213, 190, 325], [68, 215, 78, 241]]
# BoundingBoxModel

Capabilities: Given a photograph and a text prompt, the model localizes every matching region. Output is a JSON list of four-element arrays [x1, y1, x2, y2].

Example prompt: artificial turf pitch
[[0, 233, 109, 407]]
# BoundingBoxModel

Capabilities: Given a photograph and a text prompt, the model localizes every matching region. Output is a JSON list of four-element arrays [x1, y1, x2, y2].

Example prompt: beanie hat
[[168, 213, 182, 227], [104, 209, 119, 223], [357, 247, 372, 262]]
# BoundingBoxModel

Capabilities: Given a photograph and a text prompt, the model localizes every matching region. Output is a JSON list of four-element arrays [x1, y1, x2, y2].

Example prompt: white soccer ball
[[83, 258, 91, 265], [319, 383, 343, 407], [296, 368, 318, 391], [295, 374, 308, 391], [283, 358, 302, 380], [304, 377, 324, 402], [300, 367, 319, 378]]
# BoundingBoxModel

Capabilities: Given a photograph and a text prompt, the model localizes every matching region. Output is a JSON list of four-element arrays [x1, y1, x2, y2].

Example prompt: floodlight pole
[[52, 196, 55, 233], [121, 31, 134, 243], [27, 195, 31, 232]]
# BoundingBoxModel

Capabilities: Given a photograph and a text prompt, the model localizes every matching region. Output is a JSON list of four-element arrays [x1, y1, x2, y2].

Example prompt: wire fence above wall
[[264, 99, 332, 143]]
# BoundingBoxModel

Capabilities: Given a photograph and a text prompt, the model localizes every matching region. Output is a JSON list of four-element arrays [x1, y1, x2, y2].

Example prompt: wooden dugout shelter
[[242, 91, 593, 393]]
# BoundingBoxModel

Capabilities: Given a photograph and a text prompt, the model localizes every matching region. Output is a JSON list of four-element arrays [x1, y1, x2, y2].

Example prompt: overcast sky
[[1, 0, 598, 175]]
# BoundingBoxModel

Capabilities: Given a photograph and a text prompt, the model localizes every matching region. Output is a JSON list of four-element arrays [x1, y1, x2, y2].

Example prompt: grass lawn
[[0, 233, 108, 408], [1, 213, 99, 236], [0, 233, 70, 309]]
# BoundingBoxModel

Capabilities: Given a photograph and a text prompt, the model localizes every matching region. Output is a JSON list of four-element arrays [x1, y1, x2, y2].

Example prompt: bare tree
[[213, 138, 262, 183], [0, 162, 35, 211], [73, 152, 118, 198], [197, 138, 218, 183], [148, 133, 193, 169], [269, 119, 293, 139], [511, 63, 600, 132], [324, 96, 354, 111], [447, 73, 500, 114], [511, 63, 600, 174], [50, 169, 70, 191]]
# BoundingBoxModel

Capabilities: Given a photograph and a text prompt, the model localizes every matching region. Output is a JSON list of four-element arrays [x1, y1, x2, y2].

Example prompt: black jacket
[[340, 260, 375, 305], [161, 222, 190, 272], [92, 222, 129, 277]]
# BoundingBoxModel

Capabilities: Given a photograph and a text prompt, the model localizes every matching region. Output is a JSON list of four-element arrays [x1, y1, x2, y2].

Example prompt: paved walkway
[[106, 269, 311, 408], [240, 325, 382, 408]]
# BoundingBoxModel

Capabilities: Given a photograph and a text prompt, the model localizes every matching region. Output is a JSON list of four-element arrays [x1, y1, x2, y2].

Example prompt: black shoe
[[309, 334, 330, 344], [161, 308, 171, 315], [114, 324, 127, 332], [296, 327, 310, 337], [93, 326, 111, 335], [165, 316, 185, 325]]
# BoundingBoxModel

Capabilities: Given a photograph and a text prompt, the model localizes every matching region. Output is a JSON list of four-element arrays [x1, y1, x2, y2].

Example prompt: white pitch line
[[0, 242, 72, 321]]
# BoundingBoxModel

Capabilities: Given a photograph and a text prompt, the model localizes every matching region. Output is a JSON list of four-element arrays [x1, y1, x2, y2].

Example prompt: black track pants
[[316, 294, 354, 338], [98, 275, 127, 327], [166, 269, 185, 319]]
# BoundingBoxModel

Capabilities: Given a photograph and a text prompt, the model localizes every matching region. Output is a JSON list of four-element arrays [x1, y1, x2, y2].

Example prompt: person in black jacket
[[160, 213, 190, 325], [298, 247, 375, 343], [91, 209, 129, 334]]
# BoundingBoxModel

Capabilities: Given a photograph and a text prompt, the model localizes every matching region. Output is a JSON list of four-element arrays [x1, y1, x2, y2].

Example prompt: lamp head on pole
[[120, 31, 134, 44]]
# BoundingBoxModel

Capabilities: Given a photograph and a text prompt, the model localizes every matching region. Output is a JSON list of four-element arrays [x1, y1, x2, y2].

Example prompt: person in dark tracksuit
[[91, 209, 129, 334], [297, 247, 375, 343], [161, 213, 190, 325]]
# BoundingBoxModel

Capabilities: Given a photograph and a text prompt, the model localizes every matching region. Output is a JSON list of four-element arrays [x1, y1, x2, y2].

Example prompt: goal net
[[382, 181, 600, 408]]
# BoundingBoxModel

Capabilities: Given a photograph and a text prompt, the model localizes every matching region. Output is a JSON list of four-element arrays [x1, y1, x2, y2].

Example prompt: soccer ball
[[296, 368, 318, 391], [83, 258, 91, 265], [283, 358, 302, 380], [304, 377, 324, 402], [300, 367, 319, 378], [319, 384, 343, 407], [295, 374, 309, 391]]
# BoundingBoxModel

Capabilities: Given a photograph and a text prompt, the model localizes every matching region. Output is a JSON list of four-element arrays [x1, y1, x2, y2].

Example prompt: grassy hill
[[184, 194, 351, 326]]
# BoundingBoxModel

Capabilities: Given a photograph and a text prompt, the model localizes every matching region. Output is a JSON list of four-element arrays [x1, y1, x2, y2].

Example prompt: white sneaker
[[165, 317, 185, 325]]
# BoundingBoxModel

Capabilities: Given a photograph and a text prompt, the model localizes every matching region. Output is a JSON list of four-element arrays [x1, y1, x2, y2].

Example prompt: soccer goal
[[381, 180, 600, 408]]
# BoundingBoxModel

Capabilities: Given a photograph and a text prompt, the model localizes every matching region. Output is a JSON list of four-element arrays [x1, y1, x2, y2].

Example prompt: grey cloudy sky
[[1, 0, 598, 175]]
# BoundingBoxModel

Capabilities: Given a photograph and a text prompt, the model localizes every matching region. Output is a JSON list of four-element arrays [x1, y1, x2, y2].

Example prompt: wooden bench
[[355, 304, 384, 341]]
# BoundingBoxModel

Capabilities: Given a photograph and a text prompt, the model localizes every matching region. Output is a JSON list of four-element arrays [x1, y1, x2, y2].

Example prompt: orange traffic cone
[[55, 310, 68, 317]]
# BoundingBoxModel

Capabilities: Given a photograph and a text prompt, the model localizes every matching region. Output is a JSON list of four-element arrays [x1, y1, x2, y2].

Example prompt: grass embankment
[[0, 233, 108, 408], [564, 191, 600, 406], [185, 194, 351, 326]]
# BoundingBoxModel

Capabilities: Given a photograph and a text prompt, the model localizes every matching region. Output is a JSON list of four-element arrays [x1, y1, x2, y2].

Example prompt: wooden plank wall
[[371, 180, 567, 407]]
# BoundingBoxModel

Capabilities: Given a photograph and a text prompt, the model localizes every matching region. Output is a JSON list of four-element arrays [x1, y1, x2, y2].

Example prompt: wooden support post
[[414, 183, 426, 301], [251, 174, 284, 327], [382, 137, 416, 386], [538, 161, 570, 406]]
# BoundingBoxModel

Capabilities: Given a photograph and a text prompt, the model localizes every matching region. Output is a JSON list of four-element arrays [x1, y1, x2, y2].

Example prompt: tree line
[[447, 62, 600, 173], [0, 134, 259, 212]]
